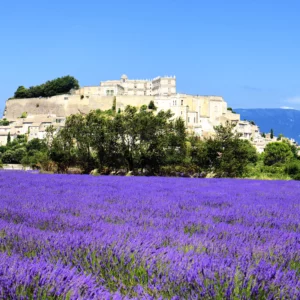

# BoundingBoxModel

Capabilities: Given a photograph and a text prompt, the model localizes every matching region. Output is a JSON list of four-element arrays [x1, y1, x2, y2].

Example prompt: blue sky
[[1, 0, 300, 115]]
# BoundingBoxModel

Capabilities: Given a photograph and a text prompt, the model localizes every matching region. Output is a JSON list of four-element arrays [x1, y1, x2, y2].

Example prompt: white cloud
[[280, 106, 295, 109]]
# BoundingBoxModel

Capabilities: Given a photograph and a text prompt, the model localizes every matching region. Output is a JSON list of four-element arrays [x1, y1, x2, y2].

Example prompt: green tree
[[263, 142, 293, 166], [1, 148, 26, 164], [13, 148, 26, 163], [1, 150, 14, 163], [14, 86, 28, 98], [283, 140, 299, 159], [277, 133, 283, 141], [0, 146, 7, 154], [284, 160, 300, 178], [165, 118, 187, 166], [48, 132, 76, 173], [189, 136, 210, 169], [87, 110, 118, 172], [59, 114, 96, 173], [13, 76, 80, 99], [112, 96, 116, 112], [114, 106, 185, 173], [26, 138, 47, 152], [270, 129, 274, 139], [148, 100, 157, 110], [7, 132, 11, 144], [0, 119, 9, 126], [203, 122, 258, 177]]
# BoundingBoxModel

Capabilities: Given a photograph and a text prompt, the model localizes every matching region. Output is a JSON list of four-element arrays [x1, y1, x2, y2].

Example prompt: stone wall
[[4, 95, 123, 119]]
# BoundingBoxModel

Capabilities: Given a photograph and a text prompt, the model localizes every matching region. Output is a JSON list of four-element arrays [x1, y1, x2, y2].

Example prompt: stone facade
[[0, 74, 277, 151], [75, 74, 176, 97]]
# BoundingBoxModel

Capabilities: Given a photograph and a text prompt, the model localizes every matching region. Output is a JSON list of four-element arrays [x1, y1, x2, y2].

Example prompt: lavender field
[[0, 171, 299, 299]]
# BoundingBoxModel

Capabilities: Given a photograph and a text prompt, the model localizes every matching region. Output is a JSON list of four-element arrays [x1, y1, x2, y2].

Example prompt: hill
[[235, 108, 300, 143]]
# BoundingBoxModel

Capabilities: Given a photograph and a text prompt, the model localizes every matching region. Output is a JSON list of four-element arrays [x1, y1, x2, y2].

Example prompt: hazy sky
[[1, 0, 300, 115]]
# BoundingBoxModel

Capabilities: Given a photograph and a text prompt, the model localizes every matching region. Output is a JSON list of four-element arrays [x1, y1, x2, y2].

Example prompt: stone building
[[75, 74, 176, 97], [0, 74, 272, 150]]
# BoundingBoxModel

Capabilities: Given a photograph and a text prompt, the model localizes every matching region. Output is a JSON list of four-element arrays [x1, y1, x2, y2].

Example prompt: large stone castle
[[0, 74, 267, 151], [76, 74, 176, 97]]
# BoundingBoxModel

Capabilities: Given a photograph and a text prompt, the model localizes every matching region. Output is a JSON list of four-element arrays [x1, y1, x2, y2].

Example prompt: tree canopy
[[203, 122, 258, 177], [13, 76, 79, 99], [47, 106, 187, 174], [263, 142, 293, 166]]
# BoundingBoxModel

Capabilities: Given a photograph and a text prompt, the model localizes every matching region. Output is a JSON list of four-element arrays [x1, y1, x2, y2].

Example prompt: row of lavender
[[0, 171, 299, 299]]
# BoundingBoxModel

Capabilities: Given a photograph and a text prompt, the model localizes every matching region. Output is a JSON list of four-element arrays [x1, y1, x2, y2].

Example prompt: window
[[64, 97, 68, 100], [188, 117, 190, 122], [181, 100, 183, 106]]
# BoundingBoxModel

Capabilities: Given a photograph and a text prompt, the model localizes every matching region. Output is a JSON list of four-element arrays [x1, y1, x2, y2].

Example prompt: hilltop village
[[0, 75, 296, 152]]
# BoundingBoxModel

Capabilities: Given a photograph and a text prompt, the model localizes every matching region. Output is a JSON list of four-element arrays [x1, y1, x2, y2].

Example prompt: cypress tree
[[7, 132, 11, 144]]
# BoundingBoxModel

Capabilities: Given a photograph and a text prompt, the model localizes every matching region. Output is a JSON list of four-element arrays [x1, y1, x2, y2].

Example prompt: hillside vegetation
[[1, 105, 299, 179], [13, 76, 79, 99]]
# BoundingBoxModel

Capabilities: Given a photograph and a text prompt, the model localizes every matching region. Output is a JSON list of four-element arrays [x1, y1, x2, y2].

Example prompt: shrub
[[0, 118, 9, 126], [285, 161, 300, 176], [1, 150, 14, 163], [292, 173, 300, 180], [20, 112, 28, 118], [263, 142, 293, 166]]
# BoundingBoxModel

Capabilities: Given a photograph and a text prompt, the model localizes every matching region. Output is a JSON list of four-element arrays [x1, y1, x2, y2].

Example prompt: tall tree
[[7, 132, 11, 144], [203, 122, 258, 177], [263, 142, 293, 166], [62, 114, 95, 173]]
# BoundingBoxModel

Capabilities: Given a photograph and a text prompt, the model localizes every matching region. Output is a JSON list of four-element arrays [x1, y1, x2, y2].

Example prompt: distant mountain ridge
[[235, 108, 300, 144]]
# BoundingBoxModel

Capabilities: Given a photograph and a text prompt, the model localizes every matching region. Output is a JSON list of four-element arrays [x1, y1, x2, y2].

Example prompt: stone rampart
[[4, 95, 138, 119]]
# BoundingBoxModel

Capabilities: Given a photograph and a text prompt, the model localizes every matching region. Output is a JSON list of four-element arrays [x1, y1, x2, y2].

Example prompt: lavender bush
[[0, 171, 299, 299]]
